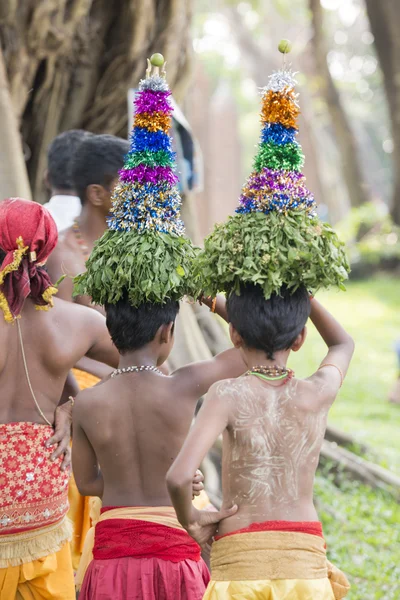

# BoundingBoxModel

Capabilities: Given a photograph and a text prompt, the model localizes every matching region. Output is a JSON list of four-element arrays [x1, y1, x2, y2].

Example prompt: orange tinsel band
[[133, 111, 172, 133], [261, 89, 300, 130]]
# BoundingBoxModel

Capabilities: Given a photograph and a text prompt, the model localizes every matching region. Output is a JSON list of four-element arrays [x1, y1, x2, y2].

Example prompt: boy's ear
[[86, 184, 107, 207], [291, 326, 307, 353], [160, 321, 175, 345], [229, 323, 243, 349]]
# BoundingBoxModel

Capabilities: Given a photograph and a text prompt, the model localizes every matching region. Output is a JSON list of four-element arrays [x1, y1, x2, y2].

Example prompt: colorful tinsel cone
[[74, 55, 199, 306], [194, 65, 349, 299]]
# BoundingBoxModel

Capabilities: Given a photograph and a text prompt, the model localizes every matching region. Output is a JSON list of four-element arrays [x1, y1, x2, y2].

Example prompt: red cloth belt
[[215, 520, 324, 540], [93, 517, 201, 563]]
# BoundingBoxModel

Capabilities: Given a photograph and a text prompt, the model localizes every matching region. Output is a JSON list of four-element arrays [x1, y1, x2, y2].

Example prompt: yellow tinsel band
[[261, 89, 300, 130], [35, 285, 58, 312], [134, 111, 171, 133], [0, 236, 28, 285], [0, 290, 15, 323]]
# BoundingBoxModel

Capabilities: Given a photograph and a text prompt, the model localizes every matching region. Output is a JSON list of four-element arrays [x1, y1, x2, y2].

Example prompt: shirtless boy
[[72, 295, 244, 600], [167, 284, 354, 600], [0, 198, 119, 600]]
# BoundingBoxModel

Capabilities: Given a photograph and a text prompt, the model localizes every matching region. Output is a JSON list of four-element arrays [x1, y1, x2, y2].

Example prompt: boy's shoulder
[[294, 374, 336, 410], [73, 380, 109, 420], [206, 376, 246, 399]]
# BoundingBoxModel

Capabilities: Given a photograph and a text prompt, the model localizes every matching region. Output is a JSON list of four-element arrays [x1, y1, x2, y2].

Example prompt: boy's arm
[[167, 383, 237, 546], [308, 297, 355, 398], [84, 310, 119, 368], [72, 394, 104, 497], [200, 294, 228, 321], [171, 348, 247, 399]]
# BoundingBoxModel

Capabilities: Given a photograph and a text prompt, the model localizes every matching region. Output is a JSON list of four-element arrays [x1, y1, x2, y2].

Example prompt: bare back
[[74, 374, 200, 507], [218, 375, 328, 535], [0, 298, 114, 425]]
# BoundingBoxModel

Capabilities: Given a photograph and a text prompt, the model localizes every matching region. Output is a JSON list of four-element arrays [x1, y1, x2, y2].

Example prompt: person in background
[[43, 130, 93, 231], [388, 339, 400, 403]]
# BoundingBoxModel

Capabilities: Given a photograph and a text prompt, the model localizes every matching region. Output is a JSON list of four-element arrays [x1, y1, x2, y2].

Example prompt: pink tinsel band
[[134, 89, 173, 115], [119, 165, 179, 186]]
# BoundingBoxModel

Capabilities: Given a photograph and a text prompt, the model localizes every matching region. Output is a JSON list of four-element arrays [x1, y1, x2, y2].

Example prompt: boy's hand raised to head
[[186, 505, 238, 549]]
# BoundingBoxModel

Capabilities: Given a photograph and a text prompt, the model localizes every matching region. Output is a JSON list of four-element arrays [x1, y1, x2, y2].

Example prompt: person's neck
[[118, 347, 161, 370], [51, 188, 78, 197], [242, 349, 290, 371], [77, 207, 107, 248]]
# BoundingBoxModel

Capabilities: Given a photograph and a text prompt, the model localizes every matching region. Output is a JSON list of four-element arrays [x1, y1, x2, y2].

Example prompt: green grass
[[289, 276, 400, 599], [289, 276, 400, 472]]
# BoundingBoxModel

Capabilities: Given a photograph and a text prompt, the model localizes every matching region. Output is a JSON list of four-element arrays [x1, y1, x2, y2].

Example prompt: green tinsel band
[[253, 142, 304, 172], [74, 229, 200, 306], [123, 150, 174, 169], [194, 211, 349, 299]]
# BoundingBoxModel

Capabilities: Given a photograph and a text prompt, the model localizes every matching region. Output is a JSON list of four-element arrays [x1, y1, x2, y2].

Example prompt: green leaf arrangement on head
[[194, 42, 349, 299], [74, 54, 199, 306]]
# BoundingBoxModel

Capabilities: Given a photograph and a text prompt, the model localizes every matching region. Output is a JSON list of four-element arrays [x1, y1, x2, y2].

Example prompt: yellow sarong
[[0, 542, 75, 600], [203, 530, 350, 600], [68, 368, 101, 571]]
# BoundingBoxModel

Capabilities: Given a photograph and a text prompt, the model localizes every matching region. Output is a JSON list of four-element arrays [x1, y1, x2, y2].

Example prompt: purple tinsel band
[[119, 165, 179, 186], [243, 167, 312, 197], [237, 167, 315, 212], [134, 89, 173, 114]]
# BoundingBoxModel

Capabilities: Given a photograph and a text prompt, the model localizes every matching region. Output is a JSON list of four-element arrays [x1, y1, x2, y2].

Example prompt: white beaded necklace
[[111, 365, 164, 378]]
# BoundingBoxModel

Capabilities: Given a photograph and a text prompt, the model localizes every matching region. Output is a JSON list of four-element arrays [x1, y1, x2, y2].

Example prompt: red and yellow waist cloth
[[0, 422, 75, 599], [0, 422, 71, 567], [204, 520, 350, 600], [77, 505, 210, 600]]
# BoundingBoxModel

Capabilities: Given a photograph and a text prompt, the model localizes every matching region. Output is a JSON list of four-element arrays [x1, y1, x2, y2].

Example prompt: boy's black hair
[[47, 130, 92, 191], [105, 294, 179, 354], [227, 284, 310, 360], [71, 134, 129, 204]]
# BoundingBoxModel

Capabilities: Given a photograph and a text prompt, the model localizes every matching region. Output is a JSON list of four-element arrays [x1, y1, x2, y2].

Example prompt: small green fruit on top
[[150, 53, 165, 67], [278, 39, 292, 54]]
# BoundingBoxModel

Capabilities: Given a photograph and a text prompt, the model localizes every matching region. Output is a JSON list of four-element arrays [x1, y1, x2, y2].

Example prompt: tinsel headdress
[[195, 41, 349, 298], [74, 54, 198, 306]]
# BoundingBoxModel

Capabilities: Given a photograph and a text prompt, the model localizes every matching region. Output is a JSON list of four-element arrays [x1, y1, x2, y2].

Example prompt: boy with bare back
[[168, 47, 353, 599], [72, 55, 242, 599], [167, 285, 354, 599]]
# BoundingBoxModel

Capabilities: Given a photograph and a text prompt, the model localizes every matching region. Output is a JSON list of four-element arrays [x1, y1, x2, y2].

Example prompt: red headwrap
[[0, 198, 58, 323]]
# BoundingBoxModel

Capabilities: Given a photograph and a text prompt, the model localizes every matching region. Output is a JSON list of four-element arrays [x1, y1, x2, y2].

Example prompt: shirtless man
[[47, 133, 129, 311], [167, 285, 354, 600], [72, 295, 244, 600], [0, 198, 119, 600]]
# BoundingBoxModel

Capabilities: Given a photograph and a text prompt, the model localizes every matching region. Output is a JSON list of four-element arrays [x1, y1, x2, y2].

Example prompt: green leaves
[[194, 211, 350, 298], [73, 229, 200, 306]]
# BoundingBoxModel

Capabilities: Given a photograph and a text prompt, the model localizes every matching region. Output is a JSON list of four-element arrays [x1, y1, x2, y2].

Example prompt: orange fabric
[[0, 542, 75, 600], [68, 369, 100, 571]]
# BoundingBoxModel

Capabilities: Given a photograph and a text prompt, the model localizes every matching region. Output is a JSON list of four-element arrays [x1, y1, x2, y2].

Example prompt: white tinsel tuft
[[139, 76, 169, 92], [263, 69, 298, 93]]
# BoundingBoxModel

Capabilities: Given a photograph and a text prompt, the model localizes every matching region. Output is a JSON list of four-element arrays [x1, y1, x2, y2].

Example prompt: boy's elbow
[[166, 467, 191, 492]]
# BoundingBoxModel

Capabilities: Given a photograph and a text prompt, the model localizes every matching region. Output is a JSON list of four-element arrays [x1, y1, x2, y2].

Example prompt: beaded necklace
[[111, 365, 164, 378], [247, 364, 294, 386]]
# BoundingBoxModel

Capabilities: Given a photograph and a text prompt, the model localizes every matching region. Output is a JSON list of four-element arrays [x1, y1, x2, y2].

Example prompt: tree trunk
[[0, 45, 31, 200], [309, 0, 370, 207], [0, 0, 193, 203], [364, 0, 400, 224]]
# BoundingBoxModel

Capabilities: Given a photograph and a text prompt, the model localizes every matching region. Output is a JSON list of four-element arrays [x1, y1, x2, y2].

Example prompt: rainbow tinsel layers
[[237, 70, 317, 217], [108, 75, 185, 236], [74, 72, 200, 306], [193, 68, 349, 299]]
